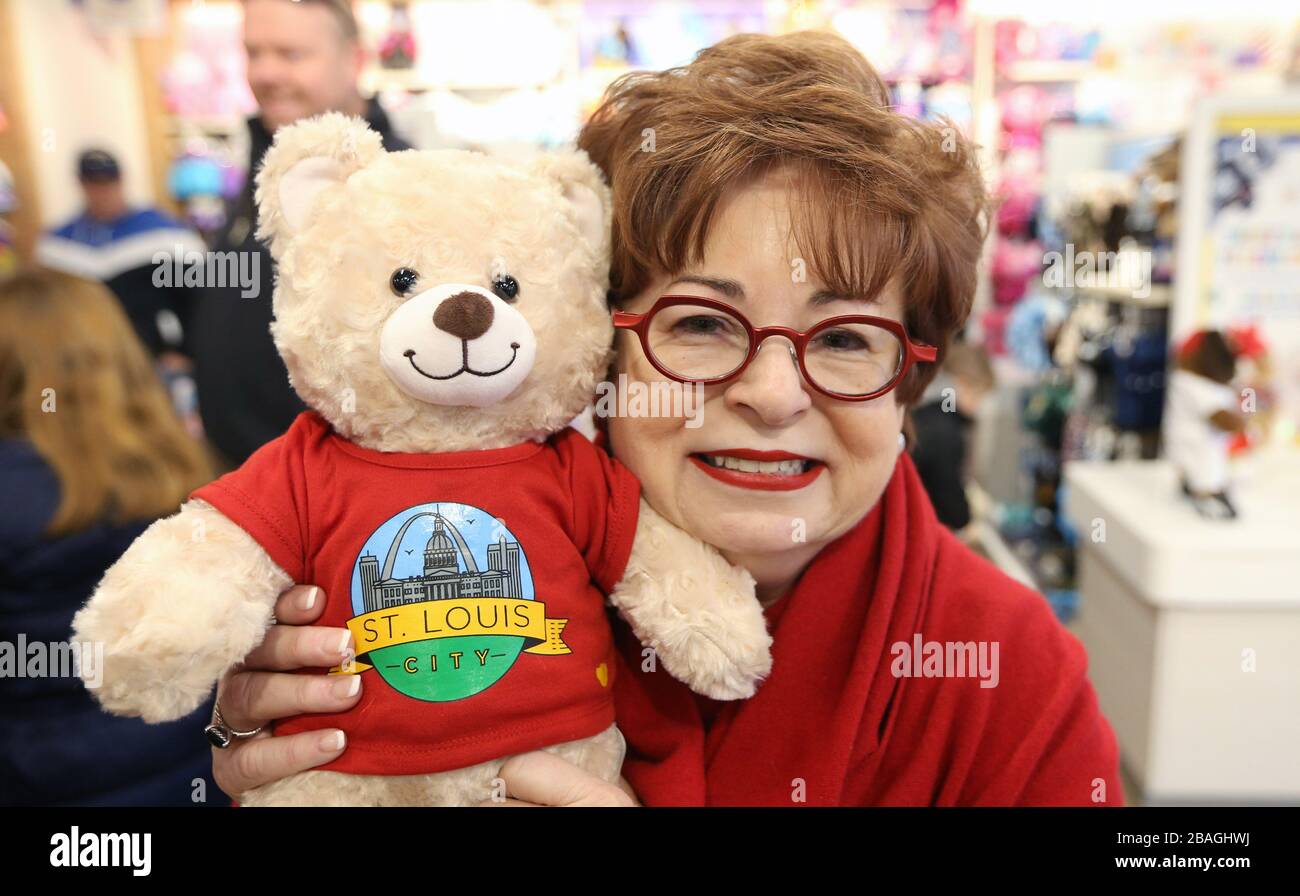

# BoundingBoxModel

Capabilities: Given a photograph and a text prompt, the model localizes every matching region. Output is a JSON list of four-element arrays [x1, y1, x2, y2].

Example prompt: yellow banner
[[1215, 113, 1300, 136], [329, 598, 568, 674]]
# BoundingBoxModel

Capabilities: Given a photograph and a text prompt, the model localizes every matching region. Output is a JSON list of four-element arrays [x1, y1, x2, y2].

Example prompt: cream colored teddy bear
[[72, 114, 772, 806]]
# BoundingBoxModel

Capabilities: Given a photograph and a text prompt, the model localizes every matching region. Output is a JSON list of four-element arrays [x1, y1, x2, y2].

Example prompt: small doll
[[1164, 330, 1245, 519]]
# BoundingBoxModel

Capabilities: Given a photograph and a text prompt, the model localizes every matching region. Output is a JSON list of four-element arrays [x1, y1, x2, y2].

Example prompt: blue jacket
[[0, 440, 218, 806], [35, 207, 207, 357]]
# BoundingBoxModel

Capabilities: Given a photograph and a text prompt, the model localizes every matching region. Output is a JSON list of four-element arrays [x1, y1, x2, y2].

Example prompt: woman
[[0, 268, 217, 805], [208, 31, 1122, 806]]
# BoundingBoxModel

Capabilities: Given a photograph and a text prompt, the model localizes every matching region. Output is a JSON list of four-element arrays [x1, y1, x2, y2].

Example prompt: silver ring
[[205, 701, 264, 749]]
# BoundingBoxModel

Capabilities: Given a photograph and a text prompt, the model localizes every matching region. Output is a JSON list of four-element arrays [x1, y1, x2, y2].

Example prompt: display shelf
[[967, 481, 1038, 591], [998, 59, 1097, 83], [1074, 283, 1172, 308], [164, 115, 245, 134], [973, 519, 1039, 590]]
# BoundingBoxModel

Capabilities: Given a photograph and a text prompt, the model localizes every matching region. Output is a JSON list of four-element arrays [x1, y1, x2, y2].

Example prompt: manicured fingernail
[[318, 730, 345, 752], [336, 631, 352, 658], [300, 587, 320, 611], [333, 675, 361, 698]]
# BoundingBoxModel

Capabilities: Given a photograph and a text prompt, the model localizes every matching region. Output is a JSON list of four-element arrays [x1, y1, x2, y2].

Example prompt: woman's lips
[[688, 449, 826, 492]]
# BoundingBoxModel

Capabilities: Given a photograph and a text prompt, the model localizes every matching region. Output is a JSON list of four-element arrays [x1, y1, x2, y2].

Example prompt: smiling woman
[[572, 30, 1125, 805], [207, 29, 1124, 808], [579, 27, 987, 599]]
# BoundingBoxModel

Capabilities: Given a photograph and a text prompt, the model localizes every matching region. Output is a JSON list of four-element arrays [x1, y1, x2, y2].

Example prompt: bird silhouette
[[404, 549, 413, 555]]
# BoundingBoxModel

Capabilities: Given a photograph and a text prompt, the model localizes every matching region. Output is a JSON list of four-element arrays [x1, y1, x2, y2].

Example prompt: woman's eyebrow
[[809, 289, 880, 309], [668, 277, 881, 310], [669, 275, 745, 299]]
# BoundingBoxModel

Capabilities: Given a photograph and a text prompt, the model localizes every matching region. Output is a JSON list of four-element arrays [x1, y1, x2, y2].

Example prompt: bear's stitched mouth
[[404, 341, 521, 380]]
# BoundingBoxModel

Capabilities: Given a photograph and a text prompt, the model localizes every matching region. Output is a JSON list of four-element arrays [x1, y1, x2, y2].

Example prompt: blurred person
[[35, 149, 205, 363], [910, 339, 996, 532], [0, 268, 217, 806], [190, 0, 409, 467]]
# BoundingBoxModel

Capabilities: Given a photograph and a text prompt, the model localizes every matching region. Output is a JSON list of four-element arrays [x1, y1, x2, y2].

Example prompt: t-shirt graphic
[[348, 501, 567, 703], [191, 411, 640, 775]]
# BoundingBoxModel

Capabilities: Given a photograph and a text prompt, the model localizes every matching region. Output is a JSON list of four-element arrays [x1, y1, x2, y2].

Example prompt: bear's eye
[[390, 268, 420, 297], [491, 274, 520, 303]]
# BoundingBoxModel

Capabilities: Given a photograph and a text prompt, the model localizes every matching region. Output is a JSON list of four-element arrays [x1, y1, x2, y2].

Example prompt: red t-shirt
[[611, 451, 1126, 806], [193, 411, 639, 775]]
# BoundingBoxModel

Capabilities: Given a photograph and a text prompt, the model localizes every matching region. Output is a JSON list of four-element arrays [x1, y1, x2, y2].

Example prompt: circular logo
[[349, 502, 536, 702]]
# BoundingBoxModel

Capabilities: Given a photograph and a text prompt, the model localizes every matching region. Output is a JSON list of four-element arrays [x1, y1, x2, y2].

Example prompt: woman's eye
[[815, 328, 869, 352], [492, 274, 519, 302], [390, 268, 420, 296], [673, 315, 729, 336]]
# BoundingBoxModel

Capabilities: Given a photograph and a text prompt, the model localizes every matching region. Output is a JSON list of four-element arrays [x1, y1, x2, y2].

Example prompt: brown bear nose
[[433, 291, 494, 341]]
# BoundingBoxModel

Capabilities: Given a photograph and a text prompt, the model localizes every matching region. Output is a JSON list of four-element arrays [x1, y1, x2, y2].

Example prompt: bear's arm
[[606, 497, 772, 702], [71, 498, 292, 723]]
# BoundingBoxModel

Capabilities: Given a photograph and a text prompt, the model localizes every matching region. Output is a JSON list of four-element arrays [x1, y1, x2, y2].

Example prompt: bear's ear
[[530, 149, 612, 257], [254, 112, 385, 254]]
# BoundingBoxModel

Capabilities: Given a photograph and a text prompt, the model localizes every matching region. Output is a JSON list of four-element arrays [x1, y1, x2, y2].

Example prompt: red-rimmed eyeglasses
[[612, 295, 937, 401]]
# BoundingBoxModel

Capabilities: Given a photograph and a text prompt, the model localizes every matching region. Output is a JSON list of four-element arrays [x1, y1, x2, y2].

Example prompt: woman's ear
[[254, 112, 385, 258], [531, 149, 612, 258]]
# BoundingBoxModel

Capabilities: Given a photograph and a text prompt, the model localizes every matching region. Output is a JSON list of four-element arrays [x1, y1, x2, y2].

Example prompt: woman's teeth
[[698, 454, 811, 475]]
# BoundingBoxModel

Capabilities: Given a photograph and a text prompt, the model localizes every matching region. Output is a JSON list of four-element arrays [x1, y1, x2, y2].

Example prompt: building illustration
[[357, 509, 524, 612]]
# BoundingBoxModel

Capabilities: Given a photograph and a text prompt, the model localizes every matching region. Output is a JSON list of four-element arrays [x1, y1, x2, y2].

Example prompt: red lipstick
[[688, 449, 826, 492]]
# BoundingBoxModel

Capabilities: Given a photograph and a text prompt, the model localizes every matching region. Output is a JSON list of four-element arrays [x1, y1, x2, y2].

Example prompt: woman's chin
[[679, 505, 826, 558]]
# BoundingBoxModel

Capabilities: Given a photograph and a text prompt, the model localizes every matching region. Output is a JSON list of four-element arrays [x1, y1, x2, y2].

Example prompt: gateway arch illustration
[[356, 506, 524, 613]]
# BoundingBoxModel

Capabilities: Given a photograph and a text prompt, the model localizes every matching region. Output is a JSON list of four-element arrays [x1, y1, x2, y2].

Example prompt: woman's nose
[[724, 338, 812, 425]]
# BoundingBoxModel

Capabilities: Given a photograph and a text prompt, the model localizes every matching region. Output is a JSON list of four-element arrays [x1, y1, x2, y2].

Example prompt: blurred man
[[36, 149, 205, 360], [191, 0, 409, 466]]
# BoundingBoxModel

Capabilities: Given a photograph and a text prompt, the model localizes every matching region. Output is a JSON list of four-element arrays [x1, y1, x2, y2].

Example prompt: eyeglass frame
[[611, 294, 938, 402]]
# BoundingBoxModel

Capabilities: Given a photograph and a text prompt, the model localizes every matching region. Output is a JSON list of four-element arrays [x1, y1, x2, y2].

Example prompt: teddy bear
[[1166, 329, 1246, 520], [71, 113, 773, 806]]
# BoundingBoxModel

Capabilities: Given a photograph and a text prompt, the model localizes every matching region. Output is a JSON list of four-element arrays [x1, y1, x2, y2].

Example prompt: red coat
[[611, 452, 1125, 806]]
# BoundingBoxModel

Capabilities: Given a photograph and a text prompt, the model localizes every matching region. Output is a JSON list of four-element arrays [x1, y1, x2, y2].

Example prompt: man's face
[[243, 0, 363, 132], [81, 179, 126, 222]]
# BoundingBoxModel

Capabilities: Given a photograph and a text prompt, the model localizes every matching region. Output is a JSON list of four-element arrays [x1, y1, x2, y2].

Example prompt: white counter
[[1065, 454, 1300, 607], [1064, 451, 1300, 804]]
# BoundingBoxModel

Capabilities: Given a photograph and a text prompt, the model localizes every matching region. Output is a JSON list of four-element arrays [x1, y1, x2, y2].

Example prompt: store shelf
[[164, 115, 245, 135], [968, 482, 1039, 592], [973, 519, 1039, 591], [999, 59, 1098, 83], [1075, 283, 1172, 308]]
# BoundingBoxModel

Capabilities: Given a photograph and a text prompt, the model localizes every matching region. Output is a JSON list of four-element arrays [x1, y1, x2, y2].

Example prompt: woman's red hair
[[578, 30, 990, 403]]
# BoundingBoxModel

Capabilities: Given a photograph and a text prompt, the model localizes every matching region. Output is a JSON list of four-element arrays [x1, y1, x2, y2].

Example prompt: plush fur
[[72, 113, 772, 806]]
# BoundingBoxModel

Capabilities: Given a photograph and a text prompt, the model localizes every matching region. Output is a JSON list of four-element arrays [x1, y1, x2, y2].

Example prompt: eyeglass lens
[[645, 302, 903, 397]]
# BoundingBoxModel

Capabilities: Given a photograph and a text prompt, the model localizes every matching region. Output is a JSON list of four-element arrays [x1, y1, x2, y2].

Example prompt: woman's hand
[[211, 585, 361, 802], [211, 585, 637, 806], [476, 751, 640, 807]]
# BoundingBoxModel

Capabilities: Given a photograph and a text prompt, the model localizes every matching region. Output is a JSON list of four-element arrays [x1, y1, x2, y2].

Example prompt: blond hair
[[0, 268, 212, 536]]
